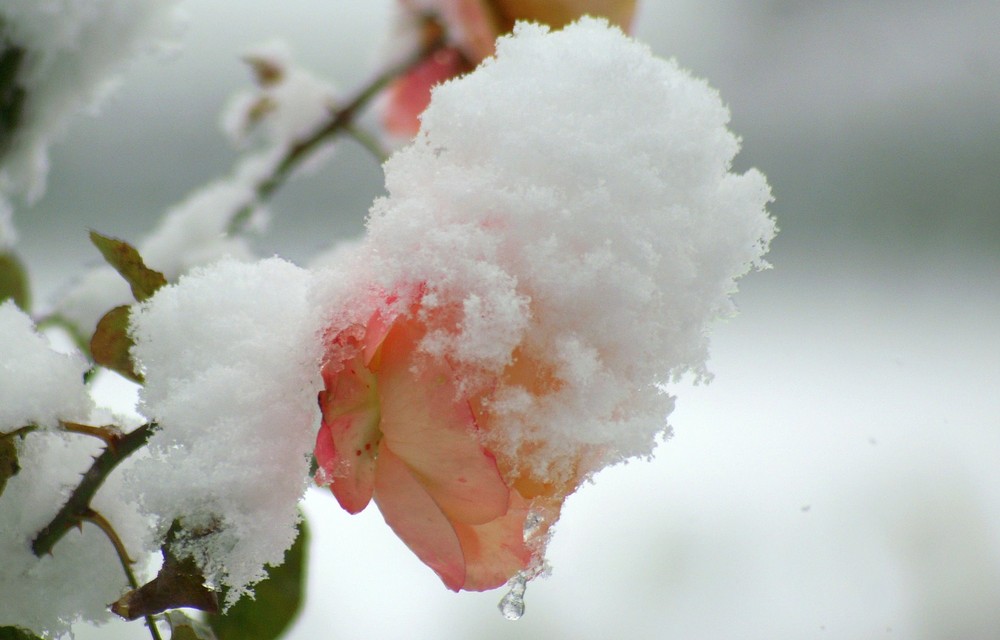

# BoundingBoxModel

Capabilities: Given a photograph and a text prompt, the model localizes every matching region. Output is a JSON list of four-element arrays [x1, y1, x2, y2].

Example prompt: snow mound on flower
[[128, 258, 323, 603], [321, 19, 775, 485], [0, 0, 180, 202], [0, 300, 92, 430]]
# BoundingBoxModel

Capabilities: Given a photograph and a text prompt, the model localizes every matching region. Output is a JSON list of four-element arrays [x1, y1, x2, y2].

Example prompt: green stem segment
[[31, 422, 159, 557], [81, 509, 164, 640]]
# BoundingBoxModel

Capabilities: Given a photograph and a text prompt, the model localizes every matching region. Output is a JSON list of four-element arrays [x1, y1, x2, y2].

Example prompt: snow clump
[[127, 258, 323, 604], [316, 18, 777, 488], [0, 300, 92, 430]]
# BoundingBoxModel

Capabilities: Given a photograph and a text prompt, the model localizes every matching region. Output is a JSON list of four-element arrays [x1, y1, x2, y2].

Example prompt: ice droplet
[[498, 572, 527, 620]]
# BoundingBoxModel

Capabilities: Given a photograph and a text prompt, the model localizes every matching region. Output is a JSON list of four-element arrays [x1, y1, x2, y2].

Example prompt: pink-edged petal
[[362, 307, 395, 368], [382, 47, 469, 138], [316, 352, 381, 514], [374, 444, 467, 591], [453, 490, 535, 591], [376, 318, 509, 525]]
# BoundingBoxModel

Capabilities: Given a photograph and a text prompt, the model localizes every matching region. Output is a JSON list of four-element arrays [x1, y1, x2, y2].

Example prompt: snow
[[221, 39, 338, 152], [0, 300, 92, 431], [0, 303, 151, 637], [127, 257, 323, 603], [0, 430, 135, 636], [56, 40, 339, 338], [316, 18, 775, 487], [4, 13, 777, 634], [0, 0, 181, 203]]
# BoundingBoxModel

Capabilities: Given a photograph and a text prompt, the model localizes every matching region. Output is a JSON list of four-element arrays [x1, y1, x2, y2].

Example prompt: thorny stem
[[32, 422, 159, 557], [226, 31, 446, 235], [80, 510, 164, 640]]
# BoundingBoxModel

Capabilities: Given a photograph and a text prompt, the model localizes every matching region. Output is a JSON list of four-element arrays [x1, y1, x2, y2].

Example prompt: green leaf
[[0, 251, 30, 311], [166, 611, 218, 640], [0, 436, 20, 498], [209, 519, 309, 640], [90, 305, 143, 383], [0, 626, 45, 640], [89, 231, 167, 302]]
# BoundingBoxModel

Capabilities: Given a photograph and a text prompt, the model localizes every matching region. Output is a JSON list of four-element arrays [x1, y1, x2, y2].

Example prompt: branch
[[60, 420, 123, 446], [32, 422, 159, 557], [226, 32, 446, 235], [81, 509, 138, 583], [1, 424, 37, 439], [82, 509, 164, 640], [345, 123, 389, 163]]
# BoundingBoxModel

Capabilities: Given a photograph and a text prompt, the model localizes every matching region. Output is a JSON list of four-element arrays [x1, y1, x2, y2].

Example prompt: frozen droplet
[[523, 511, 543, 541], [498, 573, 527, 620]]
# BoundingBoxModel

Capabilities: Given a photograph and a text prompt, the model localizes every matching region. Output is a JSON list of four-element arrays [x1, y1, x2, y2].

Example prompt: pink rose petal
[[374, 445, 467, 590], [376, 315, 510, 526]]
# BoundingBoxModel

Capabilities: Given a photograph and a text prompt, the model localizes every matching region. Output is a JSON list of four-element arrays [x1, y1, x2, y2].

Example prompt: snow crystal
[[317, 19, 776, 486], [0, 0, 181, 202], [128, 258, 323, 603], [0, 300, 92, 431]]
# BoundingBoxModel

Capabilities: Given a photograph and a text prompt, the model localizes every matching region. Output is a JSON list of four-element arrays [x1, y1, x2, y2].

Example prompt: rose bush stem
[[31, 422, 159, 557], [80, 509, 164, 640], [226, 32, 446, 235]]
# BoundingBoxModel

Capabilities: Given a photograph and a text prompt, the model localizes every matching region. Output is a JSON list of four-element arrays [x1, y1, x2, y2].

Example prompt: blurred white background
[[15, 1, 999, 638]]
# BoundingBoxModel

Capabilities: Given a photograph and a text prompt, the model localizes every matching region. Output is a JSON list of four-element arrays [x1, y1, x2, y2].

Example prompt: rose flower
[[316, 290, 560, 591], [315, 19, 774, 592]]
